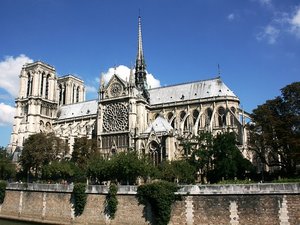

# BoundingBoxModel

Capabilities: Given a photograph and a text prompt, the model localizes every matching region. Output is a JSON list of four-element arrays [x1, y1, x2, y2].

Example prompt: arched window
[[45, 74, 50, 99], [149, 141, 161, 166], [205, 108, 213, 127], [59, 84, 62, 105], [27, 73, 32, 97], [180, 111, 188, 131], [218, 107, 226, 127], [40, 72, 45, 96], [76, 86, 80, 102], [230, 107, 236, 126], [72, 85, 76, 103], [192, 109, 199, 125], [167, 112, 175, 128]]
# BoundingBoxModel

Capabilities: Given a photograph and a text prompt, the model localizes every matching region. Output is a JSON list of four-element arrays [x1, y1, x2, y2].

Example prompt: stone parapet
[[7, 183, 300, 195]]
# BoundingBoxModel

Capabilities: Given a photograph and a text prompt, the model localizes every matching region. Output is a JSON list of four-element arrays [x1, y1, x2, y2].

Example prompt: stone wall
[[0, 183, 299, 225]]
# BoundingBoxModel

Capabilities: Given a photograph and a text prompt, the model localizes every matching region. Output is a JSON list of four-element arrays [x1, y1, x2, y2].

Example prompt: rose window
[[103, 102, 128, 132]]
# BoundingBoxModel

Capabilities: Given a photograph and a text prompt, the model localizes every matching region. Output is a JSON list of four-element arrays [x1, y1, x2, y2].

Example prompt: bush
[[72, 183, 87, 216], [105, 183, 118, 219], [0, 181, 7, 204], [137, 181, 179, 225]]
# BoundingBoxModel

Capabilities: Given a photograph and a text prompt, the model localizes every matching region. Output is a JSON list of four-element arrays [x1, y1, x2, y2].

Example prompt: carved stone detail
[[103, 102, 128, 132]]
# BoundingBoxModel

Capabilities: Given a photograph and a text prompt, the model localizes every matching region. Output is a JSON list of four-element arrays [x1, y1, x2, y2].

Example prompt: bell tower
[[9, 61, 58, 153]]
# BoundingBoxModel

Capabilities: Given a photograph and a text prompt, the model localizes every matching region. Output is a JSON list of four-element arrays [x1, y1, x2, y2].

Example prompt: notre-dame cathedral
[[8, 17, 250, 164]]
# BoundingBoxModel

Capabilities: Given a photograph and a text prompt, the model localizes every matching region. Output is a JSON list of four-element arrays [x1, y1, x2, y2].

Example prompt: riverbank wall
[[0, 183, 299, 225]]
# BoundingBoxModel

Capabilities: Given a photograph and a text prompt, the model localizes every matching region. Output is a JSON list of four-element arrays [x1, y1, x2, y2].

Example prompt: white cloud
[[0, 103, 15, 126], [0, 55, 33, 97], [227, 13, 235, 21], [101, 65, 160, 89], [290, 7, 300, 38], [85, 85, 97, 94], [256, 25, 280, 44]]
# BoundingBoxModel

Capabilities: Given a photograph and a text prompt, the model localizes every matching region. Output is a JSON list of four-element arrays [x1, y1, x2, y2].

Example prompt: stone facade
[[8, 16, 251, 163]]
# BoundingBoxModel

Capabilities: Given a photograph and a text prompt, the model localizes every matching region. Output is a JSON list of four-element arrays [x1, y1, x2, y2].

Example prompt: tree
[[183, 132, 253, 183], [250, 82, 300, 176], [42, 160, 77, 182], [109, 151, 154, 184], [159, 160, 196, 184], [189, 132, 214, 183], [0, 147, 16, 180], [87, 154, 111, 184], [19, 133, 66, 179], [209, 132, 253, 182], [71, 137, 97, 171]]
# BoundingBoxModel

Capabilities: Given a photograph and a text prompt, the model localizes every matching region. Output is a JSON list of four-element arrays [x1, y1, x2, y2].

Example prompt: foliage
[[209, 132, 254, 182], [42, 161, 77, 182], [217, 179, 254, 184], [0, 181, 7, 204], [271, 178, 300, 183], [137, 181, 179, 225], [72, 183, 87, 216], [0, 148, 16, 180], [19, 133, 67, 178], [250, 82, 300, 176], [87, 154, 111, 184], [105, 183, 118, 219], [159, 160, 196, 184], [188, 132, 214, 183], [185, 132, 254, 183], [109, 151, 155, 184], [71, 137, 97, 171]]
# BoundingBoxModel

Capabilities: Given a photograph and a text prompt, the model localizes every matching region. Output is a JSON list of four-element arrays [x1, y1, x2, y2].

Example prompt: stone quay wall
[[0, 183, 299, 225]]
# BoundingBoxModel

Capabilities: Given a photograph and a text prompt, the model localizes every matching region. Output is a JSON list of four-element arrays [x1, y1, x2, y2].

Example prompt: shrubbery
[[105, 183, 118, 219], [72, 183, 87, 216], [137, 181, 179, 225], [0, 181, 7, 204]]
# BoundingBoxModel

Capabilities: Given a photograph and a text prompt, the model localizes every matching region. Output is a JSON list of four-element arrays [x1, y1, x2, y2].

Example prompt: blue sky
[[0, 0, 299, 147]]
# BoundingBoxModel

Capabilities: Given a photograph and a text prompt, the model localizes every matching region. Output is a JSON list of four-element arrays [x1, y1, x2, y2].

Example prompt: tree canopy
[[19, 133, 68, 178], [250, 82, 300, 176]]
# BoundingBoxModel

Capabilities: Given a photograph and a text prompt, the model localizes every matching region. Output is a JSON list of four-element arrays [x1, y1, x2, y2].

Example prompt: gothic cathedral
[[8, 17, 250, 164]]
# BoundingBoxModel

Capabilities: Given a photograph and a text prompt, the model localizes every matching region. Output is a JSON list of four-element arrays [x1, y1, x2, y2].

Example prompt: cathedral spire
[[137, 16, 145, 66], [135, 16, 149, 102]]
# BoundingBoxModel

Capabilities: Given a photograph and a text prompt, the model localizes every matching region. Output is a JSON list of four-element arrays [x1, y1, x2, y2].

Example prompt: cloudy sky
[[0, 0, 299, 147]]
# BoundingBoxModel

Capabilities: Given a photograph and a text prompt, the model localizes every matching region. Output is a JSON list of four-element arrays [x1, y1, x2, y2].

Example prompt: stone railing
[[7, 182, 74, 192], [177, 183, 300, 195], [6, 182, 300, 195]]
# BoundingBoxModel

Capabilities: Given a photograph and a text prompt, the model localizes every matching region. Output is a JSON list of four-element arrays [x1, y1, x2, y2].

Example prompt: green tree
[[109, 151, 154, 184], [189, 132, 214, 183], [20, 133, 66, 179], [0, 147, 16, 180], [87, 154, 111, 184], [71, 137, 97, 171], [159, 160, 196, 184], [210, 132, 253, 182], [41, 160, 77, 182], [250, 82, 300, 176]]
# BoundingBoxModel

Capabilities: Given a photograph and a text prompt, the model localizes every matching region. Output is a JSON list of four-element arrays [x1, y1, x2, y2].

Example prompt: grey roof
[[57, 100, 98, 120], [143, 116, 173, 134], [148, 77, 238, 105]]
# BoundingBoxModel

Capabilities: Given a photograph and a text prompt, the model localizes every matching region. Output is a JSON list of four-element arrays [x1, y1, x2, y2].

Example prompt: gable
[[105, 74, 127, 98]]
